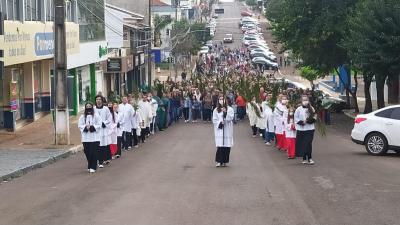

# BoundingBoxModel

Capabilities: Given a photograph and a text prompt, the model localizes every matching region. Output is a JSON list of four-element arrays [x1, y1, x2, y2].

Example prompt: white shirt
[[118, 103, 135, 132], [294, 106, 316, 131], [150, 98, 158, 117], [78, 114, 102, 143], [274, 103, 288, 134], [262, 102, 275, 133], [94, 106, 112, 146], [285, 118, 297, 138], [138, 100, 152, 127], [213, 106, 235, 148]]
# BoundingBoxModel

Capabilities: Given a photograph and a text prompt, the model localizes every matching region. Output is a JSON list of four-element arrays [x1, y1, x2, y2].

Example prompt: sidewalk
[[0, 114, 82, 181]]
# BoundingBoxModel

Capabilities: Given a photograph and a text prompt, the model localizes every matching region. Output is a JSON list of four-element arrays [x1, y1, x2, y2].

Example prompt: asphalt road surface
[[1, 1, 400, 225]]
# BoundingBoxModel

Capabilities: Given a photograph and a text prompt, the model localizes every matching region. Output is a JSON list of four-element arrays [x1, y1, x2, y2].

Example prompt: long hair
[[84, 102, 94, 121]]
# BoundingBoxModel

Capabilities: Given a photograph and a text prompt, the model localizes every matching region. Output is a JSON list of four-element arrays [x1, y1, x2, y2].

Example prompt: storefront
[[0, 21, 80, 130], [102, 54, 134, 98]]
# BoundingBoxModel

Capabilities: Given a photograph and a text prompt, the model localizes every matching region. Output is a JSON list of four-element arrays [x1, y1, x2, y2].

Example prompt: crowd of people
[[78, 42, 319, 173]]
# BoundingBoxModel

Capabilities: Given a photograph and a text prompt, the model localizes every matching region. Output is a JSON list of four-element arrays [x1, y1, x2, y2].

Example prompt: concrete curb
[[1, 144, 83, 182]]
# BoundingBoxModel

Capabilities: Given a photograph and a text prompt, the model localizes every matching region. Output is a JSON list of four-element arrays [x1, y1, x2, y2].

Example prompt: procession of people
[[78, 42, 319, 173]]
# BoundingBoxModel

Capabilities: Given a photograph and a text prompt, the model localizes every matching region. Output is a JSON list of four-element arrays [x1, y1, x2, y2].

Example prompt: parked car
[[251, 57, 278, 69], [250, 51, 277, 62], [241, 11, 253, 17], [223, 34, 234, 43], [351, 105, 400, 155]]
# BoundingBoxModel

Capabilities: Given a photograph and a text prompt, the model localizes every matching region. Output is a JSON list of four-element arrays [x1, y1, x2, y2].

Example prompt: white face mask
[[281, 100, 288, 105], [302, 101, 309, 106], [219, 100, 224, 105]]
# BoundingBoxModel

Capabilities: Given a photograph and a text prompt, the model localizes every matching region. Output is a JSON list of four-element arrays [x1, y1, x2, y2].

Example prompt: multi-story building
[[103, 3, 148, 96], [0, 0, 107, 131]]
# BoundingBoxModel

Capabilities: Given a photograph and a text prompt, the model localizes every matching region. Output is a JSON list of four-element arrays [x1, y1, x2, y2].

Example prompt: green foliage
[[171, 20, 210, 56], [153, 15, 172, 47], [246, 0, 257, 7], [107, 91, 121, 104], [299, 66, 321, 83], [84, 86, 91, 103]]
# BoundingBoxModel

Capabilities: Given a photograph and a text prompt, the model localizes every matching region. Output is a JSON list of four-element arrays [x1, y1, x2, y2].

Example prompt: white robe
[[131, 108, 142, 129], [94, 106, 112, 146], [109, 112, 119, 145], [294, 106, 316, 131], [256, 104, 266, 130], [78, 114, 102, 143], [213, 107, 234, 148], [262, 102, 275, 133], [138, 100, 153, 128], [118, 103, 135, 132], [274, 103, 288, 135], [286, 119, 297, 138], [246, 102, 258, 126], [150, 98, 158, 117]]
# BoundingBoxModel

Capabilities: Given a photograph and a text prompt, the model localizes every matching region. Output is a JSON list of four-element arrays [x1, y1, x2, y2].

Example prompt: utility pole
[[148, 0, 152, 89], [174, 0, 179, 80], [54, 0, 70, 145]]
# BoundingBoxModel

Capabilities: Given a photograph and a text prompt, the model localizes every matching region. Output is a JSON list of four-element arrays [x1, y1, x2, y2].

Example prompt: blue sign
[[34, 33, 54, 56]]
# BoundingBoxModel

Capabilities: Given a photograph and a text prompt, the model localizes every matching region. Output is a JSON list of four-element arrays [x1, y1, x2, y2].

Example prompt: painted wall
[[67, 41, 108, 69]]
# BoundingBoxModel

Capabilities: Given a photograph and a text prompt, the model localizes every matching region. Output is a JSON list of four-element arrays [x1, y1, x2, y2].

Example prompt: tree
[[343, 0, 400, 109], [266, 0, 360, 112], [153, 15, 172, 47]]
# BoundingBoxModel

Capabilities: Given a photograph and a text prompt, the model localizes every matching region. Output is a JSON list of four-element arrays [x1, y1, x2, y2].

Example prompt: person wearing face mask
[[286, 108, 297, 159], [295, 96, 316, 165], [246, 96, 259, 138], [78, 103, 102, 173], [213, 96, 235, 167], [94, 95, 112, 168], [108, 102, 120, 159], [274, 95, 288, 150], [118, 96, 135, 150]]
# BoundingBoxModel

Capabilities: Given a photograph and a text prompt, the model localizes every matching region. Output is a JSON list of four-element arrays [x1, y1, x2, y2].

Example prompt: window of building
[[7, 0, 22, 21], [77, 0, 105, 42], [0, 1, 7, 19], [24, 0, 41, 21], [46, 0, 53, 21]]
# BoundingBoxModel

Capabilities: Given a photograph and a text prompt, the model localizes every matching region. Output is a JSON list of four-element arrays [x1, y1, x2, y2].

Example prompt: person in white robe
[[274, 96, 288, 150], [148, 93, 158, 135], [108, 102, 119, 159], [94, 95, 112, 167], [295, 95, 316, 165], [131, 104, 142, 148], [118, 96, 135, 150], [78, 103, 102, 173], [256, 102, 266, 139], [262, 98, 275, 145], [246, 96, 259, 137], [213, 96, 235, 167], [138, 94, 152, 143]]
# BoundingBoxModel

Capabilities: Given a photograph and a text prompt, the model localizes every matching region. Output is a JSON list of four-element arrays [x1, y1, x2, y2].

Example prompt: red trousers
[[286, 138, 296, 158], [110, 144, 117, 156], [275, 133, 285, 150]]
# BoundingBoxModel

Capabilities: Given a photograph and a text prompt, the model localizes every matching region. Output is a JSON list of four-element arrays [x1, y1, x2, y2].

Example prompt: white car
[[351, 105, 400, 155], [223, 34, 234, 43]]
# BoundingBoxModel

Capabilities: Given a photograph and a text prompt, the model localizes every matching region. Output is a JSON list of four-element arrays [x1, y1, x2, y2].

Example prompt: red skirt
[[110, 144, 118, 156], [286, 138, 296, 158]]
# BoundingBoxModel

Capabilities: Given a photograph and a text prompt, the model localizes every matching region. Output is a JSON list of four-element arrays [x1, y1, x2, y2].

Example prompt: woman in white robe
[[262, 100, 275, 145], [213, 96, 235, 167], [94, 95, 112, 167], [246, 97, 258, 137], [78, 103, 102, 173]]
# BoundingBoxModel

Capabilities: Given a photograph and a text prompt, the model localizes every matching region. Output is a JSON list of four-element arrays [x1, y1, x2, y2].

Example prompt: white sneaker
[[260, 133, 263, 137], [216, 163, 221, 167], [302, 160, 308, 164], [134, 145, 139, 148], [128, 146, 132, 149], [89, 169, 96, 173], [98, 164, 104, 168], [265, 142, 271, 146], [252, 135, 257, 138], [308, 159, 315, 165], [116, 155, 120, 158]]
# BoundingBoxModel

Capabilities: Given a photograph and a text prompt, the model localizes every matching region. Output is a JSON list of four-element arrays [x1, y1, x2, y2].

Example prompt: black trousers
[[132, 129, 139, 146], [140, 127, 149, 143], [122, 131, 132, 149], [295, 130, 315, 160], [99, 145, 110, 165], [192, 109, 200, 120], [183, 107, 189, 120], [216, 147, 231, 163], [117, 136, 122, 156], [83, 142, 98, 170], [259, 129, 266, 138], [251, 125, 257, 135]]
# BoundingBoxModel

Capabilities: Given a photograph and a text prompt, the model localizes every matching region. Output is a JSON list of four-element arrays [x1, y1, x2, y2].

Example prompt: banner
[[3, 21, 80, 66]]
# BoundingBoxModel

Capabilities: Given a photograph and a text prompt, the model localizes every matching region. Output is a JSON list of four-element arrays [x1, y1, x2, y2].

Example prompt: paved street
[[1, 1, 400, 225], [1, 114, 400, 225]]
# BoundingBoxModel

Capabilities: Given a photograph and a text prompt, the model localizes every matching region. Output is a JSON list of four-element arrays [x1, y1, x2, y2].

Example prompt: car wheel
[[365, 132, 388, 156]]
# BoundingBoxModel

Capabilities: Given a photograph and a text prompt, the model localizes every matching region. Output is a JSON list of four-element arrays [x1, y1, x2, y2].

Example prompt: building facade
[[0, 0, 107, 131]]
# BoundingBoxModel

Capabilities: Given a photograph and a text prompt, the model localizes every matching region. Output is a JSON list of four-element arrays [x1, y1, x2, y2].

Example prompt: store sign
[[107, 58, 122, 72], [3, 21, 80, 66], [10, 82, 19, 111]]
